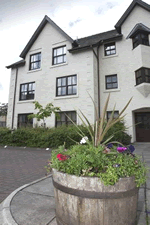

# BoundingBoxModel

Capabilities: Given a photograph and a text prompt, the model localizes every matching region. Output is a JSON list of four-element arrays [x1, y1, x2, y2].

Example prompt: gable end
[[20, 15, 73, 59]]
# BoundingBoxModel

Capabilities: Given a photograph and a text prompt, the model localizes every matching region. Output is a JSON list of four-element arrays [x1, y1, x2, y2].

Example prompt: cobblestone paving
[[0, 146, 51, 203]]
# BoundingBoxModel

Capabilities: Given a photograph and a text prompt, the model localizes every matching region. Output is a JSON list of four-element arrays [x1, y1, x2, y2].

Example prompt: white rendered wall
[[7, 22, 96, 129], [99, 5, 150, 142]]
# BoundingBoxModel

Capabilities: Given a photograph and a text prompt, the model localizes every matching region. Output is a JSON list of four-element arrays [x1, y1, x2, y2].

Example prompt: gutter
[[11, 67, 18, 130]]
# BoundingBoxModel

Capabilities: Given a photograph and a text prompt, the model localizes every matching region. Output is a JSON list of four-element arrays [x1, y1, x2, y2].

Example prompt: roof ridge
[[78, 29, 117, 41]]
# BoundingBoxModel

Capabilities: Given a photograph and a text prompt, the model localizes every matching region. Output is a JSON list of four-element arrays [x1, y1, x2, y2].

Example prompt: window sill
[[27, 68, 42, 73], [54, 95, 78, 100], [102, 54, 118, 59], [17, 100, 35, 104], [103, 89, 120, 93], [50, 63, 68, 69]]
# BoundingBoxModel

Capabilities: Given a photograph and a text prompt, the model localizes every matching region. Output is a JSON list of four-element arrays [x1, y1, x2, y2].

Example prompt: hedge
[[0, 122, 131, 148]]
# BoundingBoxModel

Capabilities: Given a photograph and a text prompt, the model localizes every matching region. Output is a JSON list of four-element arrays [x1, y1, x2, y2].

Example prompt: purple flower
[[107, 143, 113, 148], [117, 147, 127, 153], [128, 145, 135, 153]]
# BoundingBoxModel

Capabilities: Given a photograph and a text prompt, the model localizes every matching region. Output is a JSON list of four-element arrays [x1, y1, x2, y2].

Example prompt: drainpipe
[[91, 41, 102, 118], [11, 67, 18, 130]]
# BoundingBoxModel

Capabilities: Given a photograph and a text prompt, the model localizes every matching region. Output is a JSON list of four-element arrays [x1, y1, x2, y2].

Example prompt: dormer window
[[132, 32, 149, 49]]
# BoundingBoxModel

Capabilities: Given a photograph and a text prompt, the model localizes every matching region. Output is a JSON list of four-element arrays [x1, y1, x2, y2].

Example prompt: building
[[6, 0, 150, 142]]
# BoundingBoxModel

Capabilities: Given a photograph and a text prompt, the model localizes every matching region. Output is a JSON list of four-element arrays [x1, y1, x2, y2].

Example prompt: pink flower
[[117, 147, 127, 153], [57, 153, 68, 161]]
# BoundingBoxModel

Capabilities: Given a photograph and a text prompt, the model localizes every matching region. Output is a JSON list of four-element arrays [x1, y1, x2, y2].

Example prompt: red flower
[[57, 153, 68, 161]]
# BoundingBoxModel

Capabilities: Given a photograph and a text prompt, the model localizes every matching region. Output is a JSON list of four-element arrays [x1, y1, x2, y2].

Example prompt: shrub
[[0, 122, 131, 148], [0, 127, 11, 145], [103, 121, 131, 145]]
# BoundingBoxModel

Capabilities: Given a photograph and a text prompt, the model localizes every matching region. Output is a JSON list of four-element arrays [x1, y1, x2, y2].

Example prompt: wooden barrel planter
[[52, 168, 139, 225]]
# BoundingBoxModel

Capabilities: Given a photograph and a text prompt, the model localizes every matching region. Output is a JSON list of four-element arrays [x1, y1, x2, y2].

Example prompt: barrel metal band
[[53, 179, 138, 199]]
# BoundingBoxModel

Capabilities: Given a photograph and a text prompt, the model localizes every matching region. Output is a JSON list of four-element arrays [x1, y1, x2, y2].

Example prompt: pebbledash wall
[[6, 0, 150, 142]]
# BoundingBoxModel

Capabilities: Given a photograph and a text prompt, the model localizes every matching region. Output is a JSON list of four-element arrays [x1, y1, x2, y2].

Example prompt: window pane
[[57, 48, 63, 56], [54, 58, 57, 65], [31, 63, 34, 70], [29, 83, 32, 91], [145, 69, 149, 76], [112, 76, 117, 82], [62, 78, 66, 86], [111, 50, 116, 54], [110, 45, 115, 49], [106, 51, 110, 55], [107, 84, 112, 89], [54, 49, 57, 57], [33, 62, 39, 69], [62, 87, 66, 95], [57, 87, 62, 96], [114, 111, 119, 118], [61, 113, 65, 121], [57, 56, 63, 64], [34, 54, 39, 61], [32, 83, 35, 90], [106, 77, 112, 83], [112, 83, 118, 88], [73, 86, 77, 94], [68, 86, 72, 94], [68, 77, 71, 85], [31, 56, 34, 62], [21, 92, 27, 100], [72, 112, 76, 121], [63, 55, 66, 63], [72, 76, 77, 84], [57, 79, 61, 86], [63, 46, 66, 54]]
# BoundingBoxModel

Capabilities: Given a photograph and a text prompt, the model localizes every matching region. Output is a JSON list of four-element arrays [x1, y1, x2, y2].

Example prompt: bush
[[0, 122, 131, 148], [103, 121, 131, 145], [0, 127, 11, 144]]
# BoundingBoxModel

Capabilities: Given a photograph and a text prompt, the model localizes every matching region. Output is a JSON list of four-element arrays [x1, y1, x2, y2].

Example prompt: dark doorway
[[135, 112, 150, 142]]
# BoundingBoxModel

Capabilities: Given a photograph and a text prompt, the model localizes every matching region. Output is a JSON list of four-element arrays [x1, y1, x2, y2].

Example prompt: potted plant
[[46, 94, 147, 225]]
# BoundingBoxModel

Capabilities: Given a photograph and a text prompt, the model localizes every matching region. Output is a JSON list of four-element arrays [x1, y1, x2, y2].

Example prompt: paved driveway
[[0, 146, 51, 203]]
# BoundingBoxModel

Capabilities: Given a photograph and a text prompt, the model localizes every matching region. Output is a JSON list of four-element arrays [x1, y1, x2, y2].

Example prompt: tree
[[28, 101, 60, 128]]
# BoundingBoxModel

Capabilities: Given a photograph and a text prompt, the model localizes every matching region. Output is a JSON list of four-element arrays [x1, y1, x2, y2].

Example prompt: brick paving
[[0, 146, 51, 203]]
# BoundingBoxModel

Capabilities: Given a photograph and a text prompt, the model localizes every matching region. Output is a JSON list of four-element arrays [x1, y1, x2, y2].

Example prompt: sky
[[0, 0, 149, 103]]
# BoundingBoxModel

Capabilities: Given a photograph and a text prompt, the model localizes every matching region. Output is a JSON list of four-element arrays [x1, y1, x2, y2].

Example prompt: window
[[56, 111, 76, 127], [107, 111, 119, 121], [104, 42, 116, 56], [18, 114, 33, 128], [20, 82, 35, 100], [105, 75, 118, 89], [56, 75, 77, 96], [29, 52, 41, 70], [132, 32, 149, 49], [53, 46, 66, 65], [135, 67, 150, 85]]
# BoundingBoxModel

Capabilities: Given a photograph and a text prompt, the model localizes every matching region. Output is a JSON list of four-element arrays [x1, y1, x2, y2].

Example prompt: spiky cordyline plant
[[67, 93, 132, 147]]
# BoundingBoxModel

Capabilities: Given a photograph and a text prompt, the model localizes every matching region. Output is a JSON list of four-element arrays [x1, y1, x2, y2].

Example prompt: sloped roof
[[6, 60, 25, 69], [69, 30, 122, 52], [115, 0, 150, 33], [20, 15, 73, 59], [126, 23, 150, 38]]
